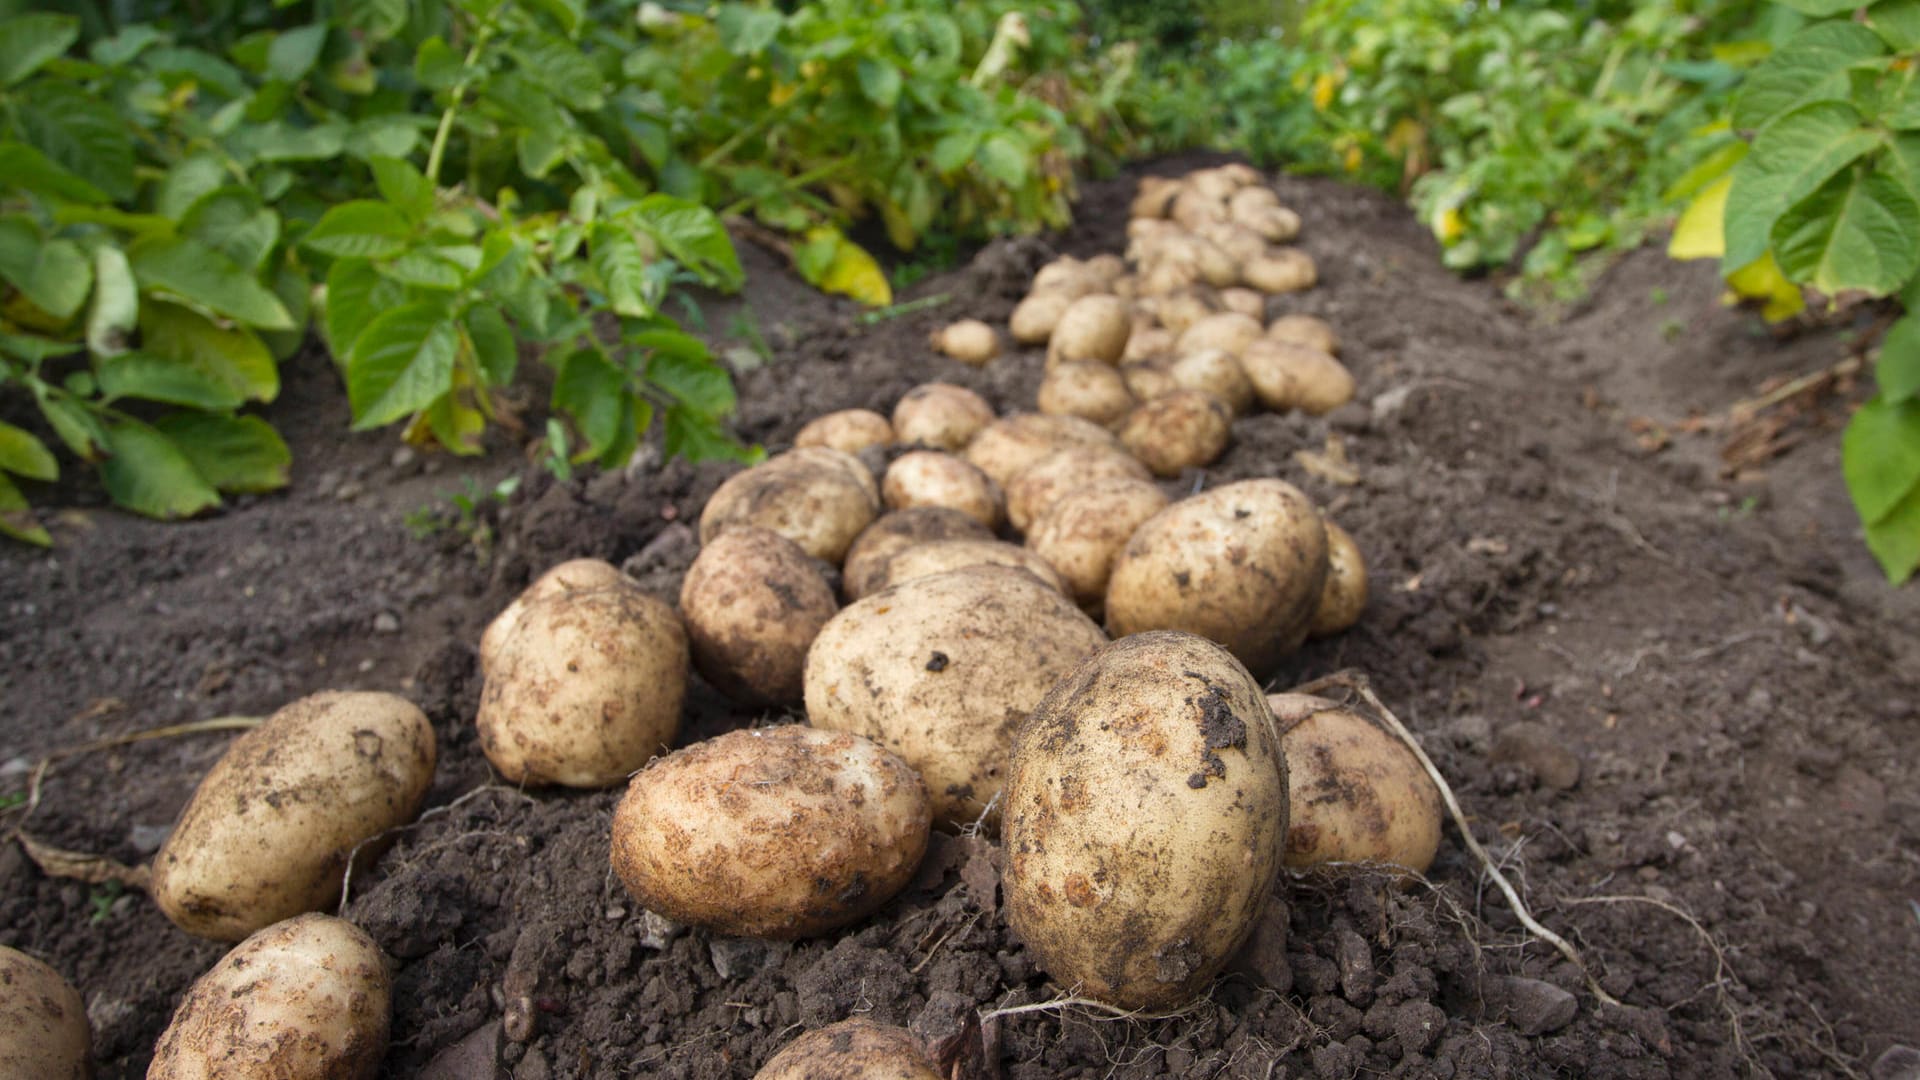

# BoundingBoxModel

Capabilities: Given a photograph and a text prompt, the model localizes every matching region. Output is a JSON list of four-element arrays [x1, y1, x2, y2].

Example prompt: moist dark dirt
[[3, 153, 1917, 1078]]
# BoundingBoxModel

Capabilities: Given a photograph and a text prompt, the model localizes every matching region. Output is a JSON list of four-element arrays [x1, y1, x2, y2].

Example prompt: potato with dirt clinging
[[1167, 348, 1255, 416], [871, 538, 1068, 596], [841, 507, 995, 601], [1026, 478, 1169, 612], [1118, 390, 1233, 477], [1310, 520, 1368, 637], [1106, 478, 1329, 675], [882, 450, 1003, 529], [963, 413, 1119, 489], [1038, 360, 1135, 429], [679, 527, 837, 705], [1217, 286, 1266, 321], [929, 319, 1000, 365], [756, 1018, 943, 1080], [151, 690, 436, 941], [1121, 358, 1179, 402], [892, 383, 994, 452], [700, 447, 879, 564], [1268, 693, 1442, 873], [611, 726, 930, 938], [1244, 247, 1317, 293], [1241, 339, 1356, 415], [1047, 294, 1132, 368], [805, 564, 1107, 827], [148, 913, 389, 1080], [0, 948, 88, 1080], [1003, 632, 1287, 1011], [1176, 311, 1264, 357], [1010, 291, 1072, 344], [1265, 313, 1339, 355], [795, 409, 895, 455], [1005, 445, 1152, 534], [479, 558, 630, 673]]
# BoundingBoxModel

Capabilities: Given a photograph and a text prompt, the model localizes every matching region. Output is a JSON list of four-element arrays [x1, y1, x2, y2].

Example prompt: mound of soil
[[3, 154, 1916, 1079]]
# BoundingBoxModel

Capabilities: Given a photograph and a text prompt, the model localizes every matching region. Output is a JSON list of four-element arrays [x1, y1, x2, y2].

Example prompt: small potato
[[1310, 520, 1368, 637], [1010, 292, 1071, 344], [1130, 176, 1182, 219], [1121, 358, 1179, 402], [1170, 187, 1230, 232], [1004, 632, 1286, 1010], [1122, 324, 1175, 364], [756, 1019, 942, 1080], [1005, 446, 1152, 535], [1136, 258, 1200, 298], [1046, 295, 1131, 368], [1239, 205, 1303, 244], [680, 527, 837, 705], [1269, 694, 1442, 873], [892, 383, 994, 452], [1154, 290, 1216, 336], [0, 948, 87, 1080], [701, 448, 880, 564], [795, 409, 895, 455], [1106, 479, 1329, 675], [1228, 185, 1280, 217], [1217, 287, 1266, 321], [611, 726, 930, 938], [872, 538, 1067, 596], [1026, 478, 1169, 611], [480, 558, 630, 672], [1188, 166, 1245, 200], [1244, 247, 1316, 293], [1083, 253, 1127, 285], [929, 319, 1000, 365], [963, 413, 1119, 489], [149, 914, 389, 1080], [1265, 313, 1340, 355], [1190, 235, 1240, 289], [841, 507, 995, 601], [1111, 273, 1139, 302], [1031, 256, 1087, 293], [1119, 390, 1233, 477], [1175, 311, 1264, 357], [1167, 348, 1255, 416], [1038, 360, 1135, 429], [152, 691, 436, 941], [1240, 340, 1356, 415], [883, 450, 1003, 529]]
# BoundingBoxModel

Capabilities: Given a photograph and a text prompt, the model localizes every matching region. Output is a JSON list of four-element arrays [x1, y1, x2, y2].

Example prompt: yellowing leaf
[[1343, 144, 1363, 173], [1724, 252, 1807, 322], [769, 81, 797, 107], [795, 227, 892, 307], [1312, 71, 1339, 110], [1437, 206, 1466, 244], [1670, 174, 1732, 261]]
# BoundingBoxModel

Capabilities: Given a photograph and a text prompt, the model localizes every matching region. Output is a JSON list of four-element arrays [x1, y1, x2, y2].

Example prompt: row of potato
[[0, 167, 1445, 1079]]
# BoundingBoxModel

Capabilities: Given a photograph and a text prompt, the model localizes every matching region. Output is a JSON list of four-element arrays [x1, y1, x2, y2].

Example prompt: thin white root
[[978, 993, 1204, 1025], [8, 716, 264, 840]]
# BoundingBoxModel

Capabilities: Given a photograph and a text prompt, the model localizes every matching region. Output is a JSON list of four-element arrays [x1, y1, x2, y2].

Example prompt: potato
[[1175, 311, 1264, 357], [1136, 258, 1200, 298], [1170, 187, 1229, 232], [1120, 358, 1178, 402], [0, 948, 87, 1080], [1038, 360, 1134, 429], [929, 319, 999, 365], [1310, 520, 1368, 637], [1218, 162, 1263, 187], [1154, 290, 1216, 336], [1031, 256, 1087, 294], [892, 383, 994, 452], [1130, 176, 1182, 219], [1083, 253, 1127, 286], [479, 558, 630, 672], [1201, 223, 1270, 268], [611, 726, 929, 938], [1106, 479, 1329, 674], [1005, 446, 1152, 534], [680, 527, 837, 705], [1188, 166, 1244, 200], [1122, 324, 1175, 364], [871, 538, 1067, 596], [151, 691, 435, 941], [149, 914, 389, 1079], [1228, 185, 1280, 217], [1111, 273, 1139, 302], [701, 448, 880, 564], [1167, 348, 1255, 416], [1265, 313, 1340, 355], [1240, 205, 1303, 244], [963, 413, 1118, 489], [756, 1018, 942, 1080], [1046, 295, 1131, 368], [795, 409, 896, 455], [1010, 292, 1071, 344], [1240, 340, 1356, 415], [1026, 478, 1169, 612], [841, 508, 995, 601], [805, 565, 1107, 826], [1244, 247, 1316, 293], [1118, 390, 1233, 477], [882, 450, 1002, 529], [1217, 287, 1266, 321], [1003, 632, 1287, 1010], [1190, 235, 1241, 289], [477, 581, 687, 787], [1268, 694, 1442, 873]]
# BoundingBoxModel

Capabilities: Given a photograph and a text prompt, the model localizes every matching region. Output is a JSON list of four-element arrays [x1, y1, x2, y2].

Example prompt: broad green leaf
[[323, 258, 401, 359], [645, 339, 734, 415], [54, 205, 174, 237], [341, 0, 408, 43], [410, 364, 485, 454], [17, 85, 134, 201], [591, 226, 652, 317], [142, 46, 248, 99], [1844, 393, 1920, 522], [1862, 477, 1920, 583], [157, 155, 231, 221], [99, 419, 221, 519], [0, 214, 34, 287], [1669, 174, 1731, 260], [89, 25, 163, 67], [414, 35, 465, 91], [0, 471, 49, 546], [1869, 0, 1920, 50], [153, 413, 290, 492], [663, 404, 749, 463], [0, 140, 107, 203], [1775, 0, 1869, 13], [346, 302, 459, 428], [0, 420, 57, 481], [715, 4, 782, 55], [96, 352, 246, 410], [1723, 102, 1880, 273], [465, 305, 516, 386], [1772, 168, 1920, 294], [1884, 65, 1920, 129], [370, 157, 434, 223], [138, 300, 279, 403], [85, 245, 137, 357], [129, 236, 294, 330], [0, 13, 80, 87], [303, 200, 411, 259], [182, 188, 280, 271], [1878, 313, 1920, 401], [511, 31, 604, 111], [525, 0, 585, 34], [1885, 133, 1920, 205], [1731, 22, 1884, 132], [344, 116, 424, 162], [20, 237, 90, 323], [378, 250, 465, 290], [858, 58, 902, 109], [932, 131, 981, 174], [632, 195, 743, 290], [227, 121, 347, 164], [267, 23, 327, 82], [551, 345, 628, 460], [260, 261, 311, 361], [975, 133, 1029, 188], [0, 328, 76, 363]]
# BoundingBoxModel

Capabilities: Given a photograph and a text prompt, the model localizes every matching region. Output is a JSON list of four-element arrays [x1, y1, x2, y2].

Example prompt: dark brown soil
[[3, 154, 1917, 1079]]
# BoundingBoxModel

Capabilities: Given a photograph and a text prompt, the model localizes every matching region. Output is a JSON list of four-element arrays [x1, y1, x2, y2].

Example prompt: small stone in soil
[[1335, 927, 1375, 1006], [420, 1020, 504, 1080], [1872, 1044, 1920, 1080], [1491, 721, 1582, 790], [374, 612, 401, 634], [638, 909, 686, 950], [128, 823, 170, 854], [1494, 975, 1578, 1036]]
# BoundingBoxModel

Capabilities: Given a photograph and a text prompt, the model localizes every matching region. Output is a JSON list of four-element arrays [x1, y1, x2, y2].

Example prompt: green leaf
[[511, 31, 603, 111], [226, 121, 347, 164], [89, 25, 163, 67], [1723, 102, 1881, 273], [323, 257, 404, 358], [1869, 0, 1920, 50], [99, 419, 221, 519], [0, 228, 91, 323], [96, 352, 246, 410], [157, 155, 231, 221], [17, 84, 134, 201], [0, 471, 50, 546], [370, 157, 434, 223], [1844, 393, 1920, 523], [129, 236, 294, 330], [182, 188, 280, 272], [142, 46, 248, 99], [138, 300, 279, 403], [153, 413, 290, 493], [267, 23, 327, 82], [646, 343, 734, 416], [932, 130, 981, 175], [0, 13, 80, 87], [632, 195, 743, 290], [259, 260, 311, 361], [346, 302, 459, 428], [414, 35, 465, 91], [591, 225, 651, 317], [975, 133, 1029, 188], [858, 58, 902, 109], [1883, 65, 1920, 130], [344, 116, 423, 162], [0, 328, 76, 363], [1862, 476, 1920, 583], [1772, 168, 1920, 295], [551, 345, 628, 460], [341, 0, 408, 43], [378, 250, 466, 290], [465, 305, 516, 386], [303, 200, 411, 259], [715, 4, 782, 55], [1731, 22, 1883, 133], [663, 404, 748, 463], [1880, 314, 1920, 401], [0, 420, 58, 481], [29, 382, 107, 460], [1774, 0, 1870, 15], [0, 141, 107, 203], [86, 244, 137, 357]]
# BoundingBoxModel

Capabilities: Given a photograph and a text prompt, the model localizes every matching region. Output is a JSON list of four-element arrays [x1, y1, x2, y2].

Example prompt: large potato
[[882, 451, 1002, 530], [1037, 360, 1134, 429], [841, 508, 994, 602], [479, 558, 629, 672], [149, 914, 389, 1079], [1003, 632, 1287, 1011], [804, 565, 1107, 826], [1026, 478, 1169, 612], [892, 383, 994, 452], [795, 409, 895, 455], [1268, 694, 1442, 873], [1046, 295, 1131, 367], [1244, 248, 1316, 293], [477, 582, 687, 787], [1240, 340, 1356, 415], [0, 948, 87, 1080], [871, 539, 1068, 596], [611, 726, 930, 938], [1167, 348, 1255, 416], [679, 527, 837, 705], [1265, 313, 1339, 354], [963, 413, 1118, 489], [1005, 446, 1151, 535], [700, 448, 880, 564], [1175, 312, 1263, 357], [1106, 479, 1329, 675], [756, 1019, 942, 1080], [1118, 390, 1233, 478], [1310, 519, 1368, 637], [151, 691, 436, 941]]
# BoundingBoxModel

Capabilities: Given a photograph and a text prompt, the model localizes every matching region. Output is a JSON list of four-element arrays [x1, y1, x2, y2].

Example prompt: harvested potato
[[1038, 360, 1135, 429], [1188, 166, 1244, 200], [1003, 632, 1287, 1010], [1167, 348, 1255, 416], [1217, 287, 1266, 321], [152, 691, 435, 941], [1026, 478, 1169, 612], [611, 726, 930, 938], [479, 558, 629, 672], [149, 914, 389, 1079], [1240, 340, 1356, 415], [1228, 185, 1280, 217], [1005, 446, 1152, 534], [841, 507, 995, 601], [1244, 247, 1317, 293], [1122, 324, 1175, 364], [1175, 311, 1264, 357], [1202, 223, 1270, 267], [1269, 693, 1442, 873], [1136, 257, 1200, 297], [1121, 358, 1179, 402], [1240, 204, 1303, 244], [1118, 390, 1233, 477], [680, 527, 837, 705], [478, 581, 687, 787], [1032, 256, 1088, 294], [929, 319, 1000, 365], [1154, 290, 1216, 336], [1265, 313, 1340, 355], [1047, 295, 1131, 367], [1310, 520, 1368, 637], [756, 1018, 942, 1080], [0, 948, 87, 1080], [700, 448, 880, 564], [1083, 253, 1128, 285], [963, 413, 1119, 489], [871, 538, 1068, 596], [1010, 292, 1072, 344], [882, 450, 1003, 529], [1130, 176, 1182, 219], [804, 565, 1107, 826], [1171, 187, 1230, 231], [1191, 235, 1241, 289], [1106, 478, 1329, 674], [892, 383, 994, 452], [1111, 273, 1139, 301], [795, 409, 896, 456], [1218, 162, 1264, 187]]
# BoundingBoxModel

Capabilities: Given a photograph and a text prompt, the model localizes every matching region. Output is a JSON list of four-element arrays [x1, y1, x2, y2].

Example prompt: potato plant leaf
[[1879, 314, 1920, 402], [1844, 394, 1920, 524], [1731, 22, 1884, 133], [590, 225, 652, 317], [632, 195, 744, 290], [346, 302, 460, 429], [17, 84, 135, 202], [551, 345, 629, 461], [0, 140, 108, 203], [0, 471, 50, 546], [303, 200, 413, 259], [129, 236, 295, 330], [98, 419, 222, 519], [96, 352, 247, 411], [1771, 168, 1920, 295], [0, 13, 80, 87], [643, 335, 735, 416], [464, 306, 518, 386], [85, 245, 138, 358], [0, 420, 58, 482], [153, 413, 291, 493], [138, 301, 279, 404], [1723, 101, 1880, 273], [1862, 479, 1920, 584], [323, 257, 404, 358]]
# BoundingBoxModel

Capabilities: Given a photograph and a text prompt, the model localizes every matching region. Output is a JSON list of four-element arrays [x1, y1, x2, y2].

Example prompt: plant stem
[[427, 25, 498, 187]]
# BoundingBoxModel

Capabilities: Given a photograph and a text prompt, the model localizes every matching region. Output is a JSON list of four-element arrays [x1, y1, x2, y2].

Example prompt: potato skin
[[151, 691, 436, 941], [1269, 694, 1442, 873], [1106, 479, 1329, 676], [1009, 292, 1071, 345], [755, 1018, 942, 1080], [1118, 390, 1233, 477], [148, 913, 390, 1080], [1309, 520, 1368, 637], [1244, 248, 1316, 293], [700, 449, 880, 565], [1175, 312, 1263, 357], [1240, 340, 1356, 415], [1167, 348, 1255, 416], [1005, 446, 1151, 534], [930, 319, 999, 365], [1265, 313, 1339, 355], [841, 508, 995, 601], [963, 413, 1118, 489], [892, 383, 994, 452], [0, 947, 88, 1080], [480, 558, 630, 672], [882, 451, 1003, 530], [795, 409, 896, 456], [1026, 478, 1169, 611], [1046, 295, 1131, 367], [804, 565, 1107, 827], [680, 527, 837, 705], [1037, 361, 1134, 428], [611, 726, 930, 938], [1003, 632, 1287, 1011], [873, 539, 1068, 596]]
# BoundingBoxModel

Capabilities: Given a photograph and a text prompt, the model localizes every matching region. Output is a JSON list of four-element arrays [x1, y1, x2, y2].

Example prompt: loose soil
[[3, 154, 1916, 1079]]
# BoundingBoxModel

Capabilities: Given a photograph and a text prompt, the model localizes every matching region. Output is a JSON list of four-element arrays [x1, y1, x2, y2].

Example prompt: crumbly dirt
[[3, 153, 1917, 1078]]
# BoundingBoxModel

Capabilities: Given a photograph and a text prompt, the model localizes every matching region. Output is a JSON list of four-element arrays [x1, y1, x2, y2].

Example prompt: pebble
[[709, 937, 774, 980], [390, 447, 417, 470], [1334, 927, 1375, 1007], [1873, 1045, 1920, 1080], [1491, 722, 1581, 791], [374, 612, 401, 634], [420, 1021, 504, 1080], [638, 909, 686, 951], [128, 824, 171, 855], [1494, 975, 1577, 1035]]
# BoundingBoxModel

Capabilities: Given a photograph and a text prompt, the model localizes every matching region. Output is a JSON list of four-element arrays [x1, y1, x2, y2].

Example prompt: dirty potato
[[679, 527, 837, 705], [755, 1018, 943, 1080], [1010, 292, 1072, 345], [1244, 248, 1317, 293], [1269, 693, 1442, 873], [1005, 446, 1153, 534], [1025, 478, 1169, 612], [963, 413, 1119, 490], [892, 383, 994, 452], [0, 948, 87, 1080], [1047, 295, 1132, 368], [1117, 390, 1233, 477], [1309, 520, 1368, 637], [929, 319, 1000, 365], [1038, 360, 1135, 429], [700, 448, 880, 565], [479, 558, 631, 673], [1175, 312, 1264, 357], [795, 409, 896, 456], [841, 508, 996, 602], [1167, 349, 1255, 416], [1240, 340, 1356, 415], [882, 450, 1003, 530], [869, 539, 1068, 596], [1264, 313, 1339, 355]]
